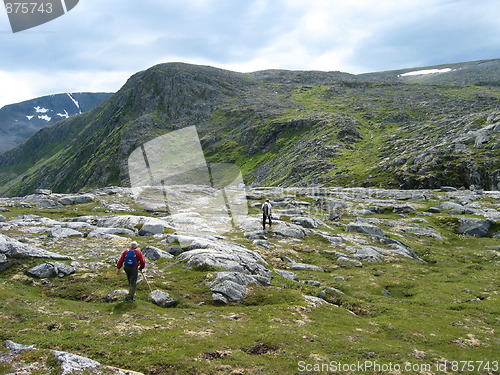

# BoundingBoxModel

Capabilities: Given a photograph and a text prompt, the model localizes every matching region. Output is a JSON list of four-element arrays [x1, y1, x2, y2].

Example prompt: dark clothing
[[124, 265, 138, 301], [262, 202, 273, 229], [117, 248, 146, 301], [262, 213, 272, 229]]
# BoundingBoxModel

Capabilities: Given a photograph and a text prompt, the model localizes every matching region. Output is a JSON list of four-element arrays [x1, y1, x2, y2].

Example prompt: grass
[[0, 191, 499, 375]]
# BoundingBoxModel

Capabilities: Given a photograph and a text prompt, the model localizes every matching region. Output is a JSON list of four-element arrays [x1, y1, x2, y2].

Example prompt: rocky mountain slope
[[0, 60, 498, 197], [0, 185, 498, 373], [0, 92, 113, 153]]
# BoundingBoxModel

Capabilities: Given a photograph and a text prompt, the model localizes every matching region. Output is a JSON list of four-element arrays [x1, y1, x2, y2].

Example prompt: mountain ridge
[[0, 92, 113, 153], [0, 59, 498, 197]]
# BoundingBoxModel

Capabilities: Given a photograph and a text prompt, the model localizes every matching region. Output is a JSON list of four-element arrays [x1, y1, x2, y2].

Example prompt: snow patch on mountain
[[57, 110, 69, 119], [67, 93, 81, 113], [34, 106, 50, 113], [399, 68, 454, 77], [38, 115, 51, 122]]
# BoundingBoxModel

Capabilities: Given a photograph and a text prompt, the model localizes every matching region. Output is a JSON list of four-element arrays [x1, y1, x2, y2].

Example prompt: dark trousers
[[124, 265, 138, 301], [263, 214, 272, 229]]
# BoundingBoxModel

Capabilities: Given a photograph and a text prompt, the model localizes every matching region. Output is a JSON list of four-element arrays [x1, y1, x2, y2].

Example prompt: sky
[[0, 0, 499, 109]]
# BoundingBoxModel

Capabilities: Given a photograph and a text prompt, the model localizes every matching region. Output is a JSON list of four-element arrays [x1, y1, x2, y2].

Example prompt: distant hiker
[[262, 199, 273, 229], [116, 241, 146, 302]]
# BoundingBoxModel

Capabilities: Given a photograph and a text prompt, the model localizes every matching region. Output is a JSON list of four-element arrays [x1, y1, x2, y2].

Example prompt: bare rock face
[[3, 340, 143, 375], [0, 234, 71, 261]]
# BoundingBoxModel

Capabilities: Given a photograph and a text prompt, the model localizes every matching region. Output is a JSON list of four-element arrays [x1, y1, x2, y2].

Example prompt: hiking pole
[[140, 269, 153, 292]]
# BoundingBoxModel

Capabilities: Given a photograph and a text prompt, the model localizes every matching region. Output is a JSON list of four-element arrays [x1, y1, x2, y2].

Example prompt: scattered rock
[[142, 246, 174, 260], [337, 256, 363, 267], [48, 227, 84, 239], [457, 218, 492, 237], [275, 269, 299, 281], [87, 227, 135, 238], [177, 240, 271, 277], [57, 194, 95, 205], [0, 234, 71, 260], [281, 256, 324, 271], [26, 262, 75, 278], [139, 223, 165, 236], [150, 290, 178, 307], [105, 289, 129, 302], [209, 271, 270, 303], [346, 222, 385, 237], [290, 216, 323, 228]]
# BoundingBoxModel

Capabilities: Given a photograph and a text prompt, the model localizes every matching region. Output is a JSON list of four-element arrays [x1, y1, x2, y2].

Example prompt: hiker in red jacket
[[117, 241, 146, 301]]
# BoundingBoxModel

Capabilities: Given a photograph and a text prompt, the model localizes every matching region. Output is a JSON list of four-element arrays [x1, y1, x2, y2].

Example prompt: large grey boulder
[[209, 271, 270, 304], [57, 194, 95, 205], [142, 246, 174, 260], [5, 340, 138, 375], [26, 262, 75, 278], [275, 269, 299, 281], [87, 227, 135, 238], [458, 218, 493, 237], [178, 245, 271, 277], [282, 257, 324, 272], [177, 237, 270, 274], [139, 223, 165, 236], [150, 290, 178, 307], [48, 227, 84, 238], [346, 222, 385, 237], [95, 215, 171, 230], [290, 216, 323, 229], [0, 234, 71, 260]]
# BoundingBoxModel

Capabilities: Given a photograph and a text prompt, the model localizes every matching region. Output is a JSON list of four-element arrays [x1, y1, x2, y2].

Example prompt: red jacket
[[117, 248, 146, 270]]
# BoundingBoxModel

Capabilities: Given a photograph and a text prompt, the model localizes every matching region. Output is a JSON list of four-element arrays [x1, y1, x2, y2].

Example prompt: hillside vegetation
[[0, 60, 499, 197], [0, 186, 499, 374]]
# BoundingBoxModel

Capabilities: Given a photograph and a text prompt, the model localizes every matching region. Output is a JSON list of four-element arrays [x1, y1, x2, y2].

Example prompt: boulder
[[209, 271, 270, 304], [178, 245, 271, 277], [48, 227, 84, 238], [139, 223, 165, 236], [4, 340, 140, 375], [346, 222, 385, 237], [275, 269, 299, 281], [283, 257, 324, 272], [166, 245, 183, 256], [290, 216, 323, 228], [211, 280, 246, 303], [105, 289, 129, 302], [0, 253, 11, 271], [0, 234, 71, 260], [58, 194, 95, 205], [150, 290, 178, 307], [336, 256, 363, 267], [142, 246, 174, 260], [458, 218, 492, 237], [26, 262, 75, 278], [87, 227, 135, 238]]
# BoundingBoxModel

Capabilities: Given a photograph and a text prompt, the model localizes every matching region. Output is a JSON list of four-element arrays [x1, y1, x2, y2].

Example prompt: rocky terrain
[[0, 60, 499, 196], [0, 185, 498, 374]]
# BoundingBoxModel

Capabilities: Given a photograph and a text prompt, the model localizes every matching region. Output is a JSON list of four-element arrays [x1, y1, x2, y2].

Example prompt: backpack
[[124, 249, 137, 266], [263, 202, 271, 216]]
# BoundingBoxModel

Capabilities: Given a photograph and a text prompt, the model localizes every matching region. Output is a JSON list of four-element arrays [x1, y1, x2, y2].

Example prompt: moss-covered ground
[[0, 191, 499, 375]]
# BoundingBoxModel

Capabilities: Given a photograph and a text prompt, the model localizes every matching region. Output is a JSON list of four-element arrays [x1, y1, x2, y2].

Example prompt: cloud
[[0, 0, 498, 108]]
